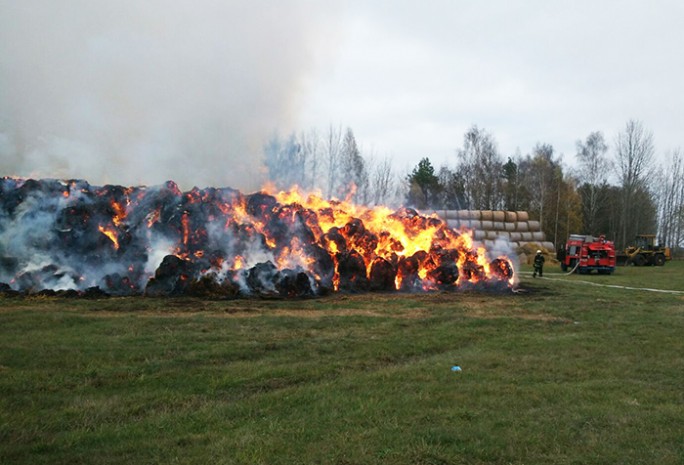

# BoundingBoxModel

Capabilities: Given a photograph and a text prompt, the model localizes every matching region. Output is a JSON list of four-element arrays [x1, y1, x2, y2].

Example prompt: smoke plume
[[0, 1, 339, 190]]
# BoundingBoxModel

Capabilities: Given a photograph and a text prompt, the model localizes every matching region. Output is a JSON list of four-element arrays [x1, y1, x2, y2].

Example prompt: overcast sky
[[300, 0, 684, 175], [1, 1, 682, 189]]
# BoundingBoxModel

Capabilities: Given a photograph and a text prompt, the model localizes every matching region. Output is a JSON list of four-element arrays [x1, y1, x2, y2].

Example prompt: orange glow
[[111, 200, 127, 227], [267, 185, 513, 289], [70, 182, 513, 293], [181, 212, 190, 246], [146, 208, 161, 228], [98, 225, 119, 250]]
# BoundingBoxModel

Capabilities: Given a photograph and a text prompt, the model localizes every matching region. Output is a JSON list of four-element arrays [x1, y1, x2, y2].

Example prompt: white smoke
[[0, 0, 342, 190]]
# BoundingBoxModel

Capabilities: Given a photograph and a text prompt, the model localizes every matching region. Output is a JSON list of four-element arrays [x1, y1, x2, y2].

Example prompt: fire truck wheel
[[654, 254, 666, 266]]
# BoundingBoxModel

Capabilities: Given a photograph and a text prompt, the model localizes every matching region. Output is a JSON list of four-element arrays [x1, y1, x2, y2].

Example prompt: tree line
[[264, 120, 684, 253]]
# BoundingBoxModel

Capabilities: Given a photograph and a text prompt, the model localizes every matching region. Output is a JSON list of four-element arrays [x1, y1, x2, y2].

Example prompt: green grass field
[[1, 262, 683, 464]]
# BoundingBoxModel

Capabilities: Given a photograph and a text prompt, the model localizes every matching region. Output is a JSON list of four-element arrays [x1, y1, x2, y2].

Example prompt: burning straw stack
[[425, 209, 555, 256], [0, 177, 515, 298]]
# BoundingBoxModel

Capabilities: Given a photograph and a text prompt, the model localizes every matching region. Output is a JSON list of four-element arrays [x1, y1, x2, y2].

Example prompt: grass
[[1, 262, 683, 464]]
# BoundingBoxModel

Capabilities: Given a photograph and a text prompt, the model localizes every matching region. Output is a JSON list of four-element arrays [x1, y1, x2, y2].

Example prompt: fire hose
[[565, 260, 581, 275]]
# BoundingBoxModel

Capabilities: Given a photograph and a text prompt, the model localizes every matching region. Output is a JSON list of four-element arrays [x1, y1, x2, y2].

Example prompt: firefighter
[[533, 250, 545, 278]]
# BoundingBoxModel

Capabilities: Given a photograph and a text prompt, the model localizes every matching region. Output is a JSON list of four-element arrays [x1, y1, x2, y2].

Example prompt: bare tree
[[371, 155, 394, 206], [338, 128, 368, 202], [324, 125, 343, 198], [576, 131, 609, 233], [455, 126, 503, 209], [614, 120, 656, 246], [263, 132, 303, 189], [299, 128, 321, 191], [657, 149, 684, 253], [521, 143, 556, 227], [436, 165, 465, 209]]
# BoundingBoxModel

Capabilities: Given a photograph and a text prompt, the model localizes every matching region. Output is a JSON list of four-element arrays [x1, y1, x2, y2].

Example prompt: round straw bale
[[484, 239, 494, 249], [469, 220, 481, 229], [522, 231, 533, 241], [480, 210, 493, 221], [480, 220, 493, 230], [532, 231, 546, 241], [468, 210, 482, 220], [496, 231, 510, 239], [528, 220, 541, 230], [440, 210, 456, 220], [520, 242, 540, 254], [456, 210, 470, 219], [473, 230, 486, 240], [492, 211, 505, 222], [504, 222, 516, 231], [486, 230, 498, 240], [493, 221, 505, 231], [542, 241, 555, 252], [446, 219, 462, 229], [516, 211, 529, 222], [509, 232, 522, 241], [516, 221, 529, 232], [505, 211, 517, 222]]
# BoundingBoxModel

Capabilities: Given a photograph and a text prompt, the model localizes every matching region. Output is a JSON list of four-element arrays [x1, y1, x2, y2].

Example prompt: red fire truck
[[558, 234, 616, 274]]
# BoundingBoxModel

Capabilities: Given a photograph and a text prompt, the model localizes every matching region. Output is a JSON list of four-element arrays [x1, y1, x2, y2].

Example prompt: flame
[[111, 200, 127, 227], [6, 178, 514, 295], [181, 211, 190, 246], [267, 186, 514, 291], [98, 225, 119, 250], [146, 208, 161, 228]]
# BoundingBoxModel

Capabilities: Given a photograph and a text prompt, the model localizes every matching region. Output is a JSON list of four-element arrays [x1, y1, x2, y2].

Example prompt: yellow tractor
[[619, 234, 671, 266]]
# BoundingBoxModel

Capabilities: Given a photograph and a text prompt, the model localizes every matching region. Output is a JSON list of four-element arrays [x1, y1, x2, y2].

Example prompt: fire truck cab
[[558, 234, 616, 275]]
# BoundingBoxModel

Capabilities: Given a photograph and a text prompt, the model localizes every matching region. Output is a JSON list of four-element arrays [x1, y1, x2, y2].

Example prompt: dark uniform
[[533, 251, 545, 278]]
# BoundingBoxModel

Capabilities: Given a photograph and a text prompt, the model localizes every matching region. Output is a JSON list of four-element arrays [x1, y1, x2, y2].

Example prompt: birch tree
[[371, 156, 394, 206], [657, 149, 684, 252], [614, 120, 656, 246], [324, 125, 343, 198], [455, 126, 503, 209], [576, 131, 609, 233]]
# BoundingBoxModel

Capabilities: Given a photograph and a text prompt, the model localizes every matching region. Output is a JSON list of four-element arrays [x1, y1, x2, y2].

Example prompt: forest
[[264, 119, 684, 253]]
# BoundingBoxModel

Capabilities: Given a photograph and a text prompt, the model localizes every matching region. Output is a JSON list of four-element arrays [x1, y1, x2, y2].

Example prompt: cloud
[[301, 1, 684, 169]]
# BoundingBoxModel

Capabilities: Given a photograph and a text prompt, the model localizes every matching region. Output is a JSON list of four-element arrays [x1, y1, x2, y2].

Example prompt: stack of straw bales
[[425, 209, 555, 254]]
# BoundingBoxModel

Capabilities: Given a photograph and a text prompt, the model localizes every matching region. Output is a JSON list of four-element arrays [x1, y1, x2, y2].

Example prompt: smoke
[[0, 1, 341, 190]]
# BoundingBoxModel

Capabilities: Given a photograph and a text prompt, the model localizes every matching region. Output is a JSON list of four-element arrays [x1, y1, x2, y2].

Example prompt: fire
[[263, 185, 514, 292], [98, 225, 119, 250], [111, 200, 127, 227], [146, 208, 161, 228], [0, 177, 515, 296], [181, 211, 190, 246]]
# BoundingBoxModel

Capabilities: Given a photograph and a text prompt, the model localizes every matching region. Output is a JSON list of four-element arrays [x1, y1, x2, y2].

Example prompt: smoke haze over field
[[3, 1, 683, 190], [0, 1, 340, 189]]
